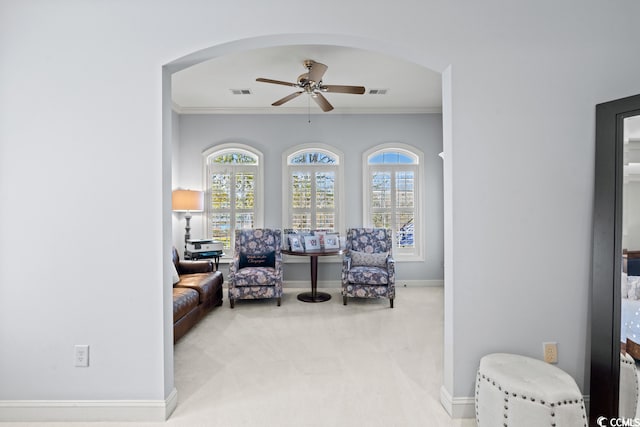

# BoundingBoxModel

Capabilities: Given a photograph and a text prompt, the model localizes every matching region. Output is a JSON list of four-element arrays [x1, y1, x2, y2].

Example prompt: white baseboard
[[405, 279, 444, 287], [0, 387, 178, 422], [166, 387, 179, 419], [283, 279, 443, 288], [283, 280, 341, 288], [440, 385, 475, 419]]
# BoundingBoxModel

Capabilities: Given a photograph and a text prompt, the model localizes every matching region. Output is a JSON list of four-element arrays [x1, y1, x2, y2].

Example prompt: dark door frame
[[590, 93, 640, 425]]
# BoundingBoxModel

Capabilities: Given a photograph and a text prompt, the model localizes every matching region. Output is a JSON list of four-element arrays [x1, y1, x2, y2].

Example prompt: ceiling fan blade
[[272, 91, 303, 106], [256, 78, 298, 87], [307, 61, 328, 84], [312, 93, 334, 112], [323, 85, 366, 94]]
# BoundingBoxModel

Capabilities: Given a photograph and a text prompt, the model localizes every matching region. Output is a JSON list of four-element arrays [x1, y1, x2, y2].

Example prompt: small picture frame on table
[[313, 230, 327, 246], [324, 233, 340, 250], [288, 234, 304, 252], [303, 235, 321, 251]]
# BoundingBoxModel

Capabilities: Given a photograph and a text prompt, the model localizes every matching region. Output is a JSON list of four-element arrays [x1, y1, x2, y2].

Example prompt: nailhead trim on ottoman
[[475, 353, 586, 427]]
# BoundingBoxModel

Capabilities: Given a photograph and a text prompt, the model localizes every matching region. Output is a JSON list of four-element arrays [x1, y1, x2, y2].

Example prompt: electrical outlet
[[543, 342, 558, 364], [74, 345, 90, 367]]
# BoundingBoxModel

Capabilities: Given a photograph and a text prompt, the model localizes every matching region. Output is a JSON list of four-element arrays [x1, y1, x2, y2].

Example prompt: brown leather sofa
[[172, 247, 223, 342]]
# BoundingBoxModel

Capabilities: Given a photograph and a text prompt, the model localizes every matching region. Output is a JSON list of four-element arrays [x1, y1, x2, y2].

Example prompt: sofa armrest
[[175, 271, 223, 305], [177, 260, 213, 275]]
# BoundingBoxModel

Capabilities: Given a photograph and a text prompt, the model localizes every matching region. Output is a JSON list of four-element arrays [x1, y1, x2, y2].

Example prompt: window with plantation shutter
[[203, 144, 263, 256], [283, 145, 343, 234], [364, 144, 423, 260]]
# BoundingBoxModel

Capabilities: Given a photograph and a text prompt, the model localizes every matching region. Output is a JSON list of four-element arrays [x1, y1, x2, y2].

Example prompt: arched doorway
[[161, 34, 454, 418]]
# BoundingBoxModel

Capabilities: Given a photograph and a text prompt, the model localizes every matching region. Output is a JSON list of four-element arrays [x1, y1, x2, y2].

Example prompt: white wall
[[174, 113, 444, 283], [1, 0, 640, 421]]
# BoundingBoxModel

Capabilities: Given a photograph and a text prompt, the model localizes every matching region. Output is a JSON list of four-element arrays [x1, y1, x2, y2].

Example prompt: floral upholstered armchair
[[341, 228, 395, 308], [228, 228, 283, 308]]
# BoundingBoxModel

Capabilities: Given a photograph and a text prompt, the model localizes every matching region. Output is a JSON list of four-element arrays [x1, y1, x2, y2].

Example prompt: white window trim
[[282, 143, 345, 263], [362, 143, 425, 262], [202, 143, 264, 259]]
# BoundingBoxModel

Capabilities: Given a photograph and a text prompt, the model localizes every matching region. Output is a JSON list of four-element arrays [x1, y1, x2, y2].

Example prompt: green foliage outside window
[[212, 153, 256, 164], [207, 149, 259, 250]]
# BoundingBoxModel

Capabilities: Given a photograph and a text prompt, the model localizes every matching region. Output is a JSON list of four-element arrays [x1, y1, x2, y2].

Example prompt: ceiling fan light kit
[[256, 60, 365, 112]]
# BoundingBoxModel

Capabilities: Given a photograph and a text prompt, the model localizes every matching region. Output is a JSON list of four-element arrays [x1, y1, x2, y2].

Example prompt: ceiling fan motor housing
[[297, 72, 311, 86]]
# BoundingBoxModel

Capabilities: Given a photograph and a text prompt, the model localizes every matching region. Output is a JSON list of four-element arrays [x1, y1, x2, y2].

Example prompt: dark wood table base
[[282, 248, 342, 304], [297, 291, 332, 303]]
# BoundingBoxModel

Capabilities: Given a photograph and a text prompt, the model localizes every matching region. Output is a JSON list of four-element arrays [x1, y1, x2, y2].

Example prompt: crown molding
[[171, 102, 441, 115]]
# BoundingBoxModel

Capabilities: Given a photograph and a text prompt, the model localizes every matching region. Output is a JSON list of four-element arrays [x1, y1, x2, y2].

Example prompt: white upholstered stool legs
[[475, 353, 587, 427]]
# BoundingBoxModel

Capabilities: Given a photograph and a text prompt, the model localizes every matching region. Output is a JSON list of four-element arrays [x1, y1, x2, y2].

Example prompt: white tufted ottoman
[[476, 353, 587, 427]]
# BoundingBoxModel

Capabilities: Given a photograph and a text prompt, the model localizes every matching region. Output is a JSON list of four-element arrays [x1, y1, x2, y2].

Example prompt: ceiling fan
[[256, 60, 365, 112]]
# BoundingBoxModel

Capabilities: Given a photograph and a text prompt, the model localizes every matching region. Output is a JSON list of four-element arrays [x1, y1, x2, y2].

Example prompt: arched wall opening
[[161, 33, 455, 416]]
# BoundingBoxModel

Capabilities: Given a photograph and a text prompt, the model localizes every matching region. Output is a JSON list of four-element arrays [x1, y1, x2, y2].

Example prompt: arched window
[[203, 144, 263, 254], [283, 144, 344, 233], [364, 144, 423, 259]]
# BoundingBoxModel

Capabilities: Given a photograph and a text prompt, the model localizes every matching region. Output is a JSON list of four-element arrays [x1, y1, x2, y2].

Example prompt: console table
[[282, 248, 343, 302]]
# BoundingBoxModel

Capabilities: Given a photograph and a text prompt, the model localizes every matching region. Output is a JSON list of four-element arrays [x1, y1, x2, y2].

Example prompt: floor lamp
[[172, 189, 204, 254]]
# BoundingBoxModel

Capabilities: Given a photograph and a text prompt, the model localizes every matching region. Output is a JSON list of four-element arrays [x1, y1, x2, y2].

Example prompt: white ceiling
[[171, 45, 442, 115]]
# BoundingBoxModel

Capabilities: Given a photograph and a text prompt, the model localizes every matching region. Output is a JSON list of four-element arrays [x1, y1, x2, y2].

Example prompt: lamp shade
[[172, 189, 204, 212]]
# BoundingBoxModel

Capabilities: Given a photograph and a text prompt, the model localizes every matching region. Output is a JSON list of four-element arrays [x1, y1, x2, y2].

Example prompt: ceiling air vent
[[368, 89, 388, 95], [230, 89, 252, 95]]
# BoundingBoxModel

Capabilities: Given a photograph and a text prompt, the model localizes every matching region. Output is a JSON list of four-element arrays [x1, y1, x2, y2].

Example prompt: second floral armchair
[[341, 227, 395, 308]]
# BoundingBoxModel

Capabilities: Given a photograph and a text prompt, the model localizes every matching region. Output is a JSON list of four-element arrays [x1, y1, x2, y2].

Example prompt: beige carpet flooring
[[3, 286, 476, 427]]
